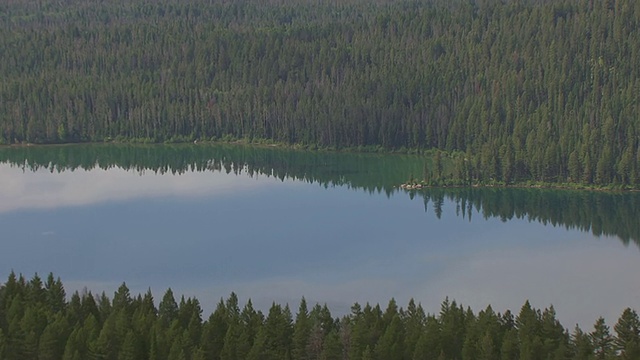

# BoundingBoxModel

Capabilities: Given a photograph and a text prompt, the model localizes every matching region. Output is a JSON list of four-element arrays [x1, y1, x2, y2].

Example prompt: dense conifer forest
[[1, 0, 639, 186], [0, 272, 639, 360]]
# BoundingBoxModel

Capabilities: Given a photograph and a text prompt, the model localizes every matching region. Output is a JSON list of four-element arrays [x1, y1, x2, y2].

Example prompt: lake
[[0, 144, 638, 329]]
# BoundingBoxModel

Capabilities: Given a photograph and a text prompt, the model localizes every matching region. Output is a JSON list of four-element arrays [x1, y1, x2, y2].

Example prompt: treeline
[[1, 272, 639, 360], [1, 0, 639, 186], [0, 143, 425, 193]]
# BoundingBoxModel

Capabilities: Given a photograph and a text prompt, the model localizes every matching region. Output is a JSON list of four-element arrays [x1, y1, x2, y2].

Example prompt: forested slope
[[1, 0, 639, 186], [1, 272, 640, 360]]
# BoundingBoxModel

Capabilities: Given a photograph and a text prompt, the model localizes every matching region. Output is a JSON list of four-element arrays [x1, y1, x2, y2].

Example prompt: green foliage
[[591, 317, 614, 360], [291, 297, 311, 360], [0, 328, 5, 360], [38, 314, 70, 360], [1, 272, 640, 360], [1, 0, 639, 187], [571, 325, 593, 360], [159, 288, 178, 326], [613, 308, 640, 360], [320, 328, 341, 360]]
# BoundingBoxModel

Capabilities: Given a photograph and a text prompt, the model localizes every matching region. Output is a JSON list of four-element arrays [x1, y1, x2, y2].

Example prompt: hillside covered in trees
[[1, 0, 639, 187], [1, 272, 639, 360]]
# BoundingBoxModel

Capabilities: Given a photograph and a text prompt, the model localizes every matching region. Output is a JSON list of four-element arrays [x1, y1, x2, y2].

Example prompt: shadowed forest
[[1, 0, 640, 186]]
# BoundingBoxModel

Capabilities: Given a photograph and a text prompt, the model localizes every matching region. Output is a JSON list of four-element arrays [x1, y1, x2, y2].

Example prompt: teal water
[[0, 144, 638, 328]]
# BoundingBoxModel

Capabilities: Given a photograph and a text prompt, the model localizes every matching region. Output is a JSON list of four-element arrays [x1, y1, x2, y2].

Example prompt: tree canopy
[[1, 272, 639, 359], [1, 0, 639, 186]]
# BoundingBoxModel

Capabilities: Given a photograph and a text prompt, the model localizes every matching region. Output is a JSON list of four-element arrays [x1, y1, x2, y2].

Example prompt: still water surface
[[0, 144, 639, 329]]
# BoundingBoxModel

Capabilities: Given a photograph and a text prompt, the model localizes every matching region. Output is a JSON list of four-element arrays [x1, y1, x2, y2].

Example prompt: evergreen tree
[[413, 316, 441, 360], [375, 315, 404, 360], [159, 289, 179, 326], [44, 273, 66, 315], [201, 298, 228, 360], [500, 328, 519, 360], [403, 299, 426, 360], [2, 272, 640, 360], [590, 317, 614, 360], [237, 299, 262, 360], [613, 308, 640, 360], [0, 328, 6, 360], [118, 329, 144, 360], [516, 300, 543, 360], [320, 328, 342, 360], [571, 325, 593, 360], [292, 297, 311, 360], [91, 313, 119, 360], [1, 0, 639, 188], [112, 283, 132, 315], [37, 314, 70, 360]]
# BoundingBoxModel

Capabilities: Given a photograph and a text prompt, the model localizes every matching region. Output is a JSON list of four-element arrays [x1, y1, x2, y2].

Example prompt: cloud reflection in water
[[0, 163, 638, 330]]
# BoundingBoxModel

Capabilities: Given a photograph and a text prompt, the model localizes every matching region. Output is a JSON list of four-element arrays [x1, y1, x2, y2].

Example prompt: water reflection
[[1, 144, 639, 246], [419, 188, 640, 248], [0, 144, 639, 329], [0, 163, 275, 213]]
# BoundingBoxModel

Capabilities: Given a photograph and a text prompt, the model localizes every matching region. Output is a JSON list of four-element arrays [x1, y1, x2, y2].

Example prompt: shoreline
[[399, 181, 640, 193], [2, 140, 638, 192]]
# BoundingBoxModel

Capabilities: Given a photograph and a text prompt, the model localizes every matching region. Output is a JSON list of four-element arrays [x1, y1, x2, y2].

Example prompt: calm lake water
[[1, 144, 639, 329]]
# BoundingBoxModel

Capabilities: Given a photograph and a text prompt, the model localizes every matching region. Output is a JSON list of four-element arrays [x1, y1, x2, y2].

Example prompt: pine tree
[[261, 303, 293, 360], [614, 308, 640, 360], [413, 316, 441, 360], [26, 274, 46, 306], [540, 306, 567, 357], [159, 289, 179, 326], [247, 326, 267, 360], [118, 329, 144, 360], [516, 300, 542, 360], [403, 299, 426, 359], [500, 328, 519, 360], [62, 327, 82, 360], [167, 335, 186, 360], [112, 283, 132, 315], [91, 313, 119, 360], [440, 298, 466, 359], [478, 331, 495, 360], [375, 315, 404, 360], [571, 325, 592, 360], [0, 328, 6, 360], [66, 293, 82, 327], [590, 317, 614, 360], [292, 297, 311, 360], [5, 295, 27, 360], [568, 150, 581, 183], [320, 328, 342, 360], [237, 299, 262, 360], [38, 314, 70, 360], [44, 273, 66, 315], [201, 298, 228, 359]]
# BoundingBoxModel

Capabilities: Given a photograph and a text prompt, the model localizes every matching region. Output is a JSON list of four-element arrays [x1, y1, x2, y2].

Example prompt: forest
[[1, 0, 639, 187], [0, 272, 639, 360]]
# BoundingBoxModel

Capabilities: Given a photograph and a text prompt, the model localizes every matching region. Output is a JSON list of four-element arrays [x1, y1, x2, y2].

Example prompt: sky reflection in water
[[0, 163, 638, 329]]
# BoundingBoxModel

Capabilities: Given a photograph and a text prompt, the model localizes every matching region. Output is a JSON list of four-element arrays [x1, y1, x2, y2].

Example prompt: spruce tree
[[590, 317, 614, 360], [614, 308, 640, 360]]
